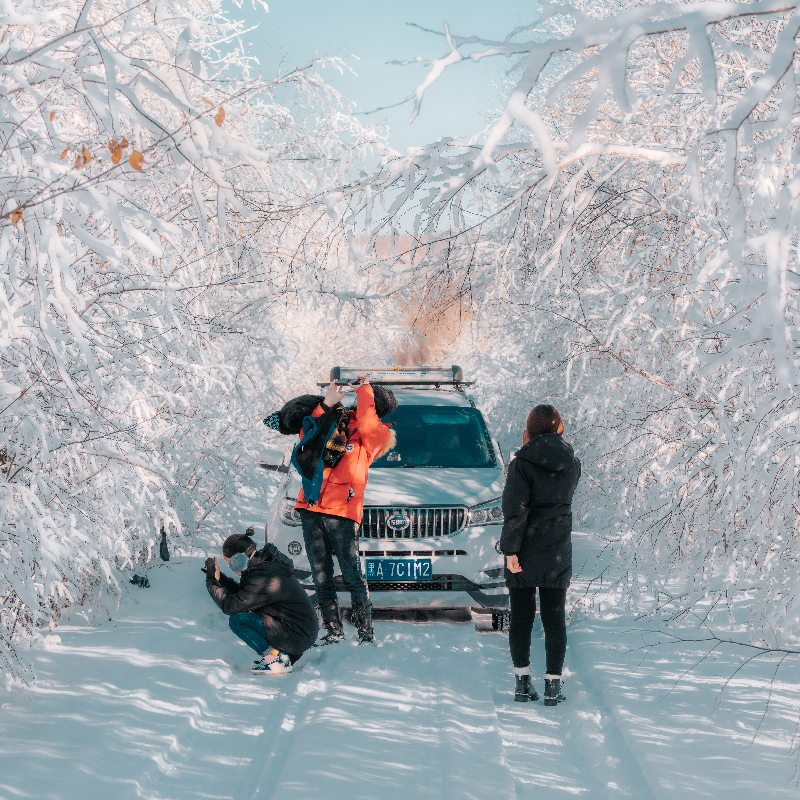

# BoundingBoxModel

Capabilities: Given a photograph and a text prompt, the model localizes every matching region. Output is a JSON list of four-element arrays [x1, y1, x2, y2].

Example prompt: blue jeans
[[300, 510, 369, 609], [229, 613, 270, 655]]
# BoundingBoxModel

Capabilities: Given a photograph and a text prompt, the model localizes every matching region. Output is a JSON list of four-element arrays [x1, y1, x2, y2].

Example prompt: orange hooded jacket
[[294, 384, 395, 523]]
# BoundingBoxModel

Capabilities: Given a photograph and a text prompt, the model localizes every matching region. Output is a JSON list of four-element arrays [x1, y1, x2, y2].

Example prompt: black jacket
[[206, 544, 319, 656], [500, 434, 581, 589], [277, 394, 325, 435]]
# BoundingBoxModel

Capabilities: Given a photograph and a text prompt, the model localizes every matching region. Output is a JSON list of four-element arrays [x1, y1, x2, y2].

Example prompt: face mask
[[229, 552, 250, 573]]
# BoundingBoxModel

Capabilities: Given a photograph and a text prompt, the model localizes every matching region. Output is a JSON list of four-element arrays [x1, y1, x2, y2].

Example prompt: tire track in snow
[[475, 620, 656, 799], [236, 640, 352, 800], [240, 622, 516, 800], [566, 625, 658, 799]]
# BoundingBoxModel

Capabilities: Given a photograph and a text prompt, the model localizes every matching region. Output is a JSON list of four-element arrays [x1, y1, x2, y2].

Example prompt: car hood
[[283, 467, 504, 508], [364, 467, 504, 507]]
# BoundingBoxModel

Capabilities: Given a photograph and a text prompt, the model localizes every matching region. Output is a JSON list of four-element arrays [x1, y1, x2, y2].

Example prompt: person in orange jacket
[[295, 375, 396, 644]]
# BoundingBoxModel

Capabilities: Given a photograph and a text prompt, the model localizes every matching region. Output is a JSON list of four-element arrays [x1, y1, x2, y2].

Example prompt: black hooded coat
[[206, 543, 319, 656], [500, 433, 581, 589]]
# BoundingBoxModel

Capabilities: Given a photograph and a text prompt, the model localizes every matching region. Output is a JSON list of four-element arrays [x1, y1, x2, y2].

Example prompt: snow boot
[[514, 674, 540, 702], [512, 666, 539, 702], [318, 622, 345, 645], [252, 649, 292, 675], [351, 601, 376, 645], [543, 675, 566, 706], [315, 600, 345, 646]]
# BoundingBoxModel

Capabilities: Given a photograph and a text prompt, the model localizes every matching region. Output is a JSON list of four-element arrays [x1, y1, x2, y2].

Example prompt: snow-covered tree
[[0, 0, 388, 685], [351, 0, 800, 643]]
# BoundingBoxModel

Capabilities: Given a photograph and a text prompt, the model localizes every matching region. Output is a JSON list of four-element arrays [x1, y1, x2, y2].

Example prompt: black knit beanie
[[372, 385, 398, 418]]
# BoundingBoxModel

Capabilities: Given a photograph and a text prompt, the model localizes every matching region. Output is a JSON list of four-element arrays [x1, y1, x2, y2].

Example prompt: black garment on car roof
[[277, 394, 325, 435], [500, 433, 581, 589], [206, 543, 318, 657]]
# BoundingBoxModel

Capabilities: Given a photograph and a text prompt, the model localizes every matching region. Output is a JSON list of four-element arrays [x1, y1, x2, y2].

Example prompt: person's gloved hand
[[204, 557, 216, 578]]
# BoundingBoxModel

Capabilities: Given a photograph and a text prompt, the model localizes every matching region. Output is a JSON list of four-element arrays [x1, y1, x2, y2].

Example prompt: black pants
[[300, 510, 369, 609], [508, 586, 567, 674]]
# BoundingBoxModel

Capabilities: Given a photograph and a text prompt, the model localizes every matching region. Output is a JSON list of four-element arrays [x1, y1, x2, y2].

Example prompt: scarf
[[323, 405, 350, 468]]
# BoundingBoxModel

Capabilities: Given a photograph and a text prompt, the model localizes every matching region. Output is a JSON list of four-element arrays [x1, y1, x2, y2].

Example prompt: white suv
[[261, 367, 507, 609]]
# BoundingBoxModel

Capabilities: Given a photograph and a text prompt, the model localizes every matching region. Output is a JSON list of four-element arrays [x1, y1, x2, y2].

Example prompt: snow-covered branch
[[352, 0, 800, 645]]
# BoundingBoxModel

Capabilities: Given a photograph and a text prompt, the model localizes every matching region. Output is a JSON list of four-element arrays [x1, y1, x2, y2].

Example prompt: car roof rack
[[318, 366, 473, 388]]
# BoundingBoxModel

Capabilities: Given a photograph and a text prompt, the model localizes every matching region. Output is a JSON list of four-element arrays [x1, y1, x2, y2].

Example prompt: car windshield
[[371, 405, 497, 468]]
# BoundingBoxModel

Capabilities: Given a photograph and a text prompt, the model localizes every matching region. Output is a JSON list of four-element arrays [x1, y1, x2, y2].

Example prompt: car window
[[372, 405, 497, 468]]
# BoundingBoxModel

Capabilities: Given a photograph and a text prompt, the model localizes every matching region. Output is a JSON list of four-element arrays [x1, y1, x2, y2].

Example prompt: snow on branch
[[0, 0, 388, 686], [349, 0, 800, 646]]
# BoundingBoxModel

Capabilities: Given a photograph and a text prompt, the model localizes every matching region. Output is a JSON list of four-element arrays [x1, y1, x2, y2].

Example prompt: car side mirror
[[258, 445, 289, 473]]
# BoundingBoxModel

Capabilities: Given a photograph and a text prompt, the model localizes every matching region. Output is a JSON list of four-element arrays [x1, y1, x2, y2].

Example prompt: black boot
[[514, 674, 540, 702], [316, 601, 344, 645], [351, 601, 375, 645], [544, 676, 566, 706]]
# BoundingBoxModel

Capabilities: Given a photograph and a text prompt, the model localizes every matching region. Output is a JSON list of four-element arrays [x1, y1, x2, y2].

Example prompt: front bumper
[[290, 569, 507, 609], [268, 505, 507, 607]]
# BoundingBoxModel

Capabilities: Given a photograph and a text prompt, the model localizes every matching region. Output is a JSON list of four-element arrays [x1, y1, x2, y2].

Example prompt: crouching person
[[204, 533, 319, 674]]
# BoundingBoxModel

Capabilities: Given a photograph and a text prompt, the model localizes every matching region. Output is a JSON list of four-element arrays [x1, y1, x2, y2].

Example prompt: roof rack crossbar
[[328, 365, 467, 385], [317, 379, 473, 387]]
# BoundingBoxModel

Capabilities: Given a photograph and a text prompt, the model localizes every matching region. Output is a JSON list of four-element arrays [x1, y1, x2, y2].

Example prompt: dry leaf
[[82, 145, 92, 165], [59, 149, 69, 160], [201, 97, 214, 105], [111, 147, 122, 164], [75, 155, 82, 169], [120, 138, 129, 149], [129, 150, 144, 170], [49, 112, 55, 121], [215, 107, 225, 127], [108, 141, 117, 153], [11, 208, 22, 226]]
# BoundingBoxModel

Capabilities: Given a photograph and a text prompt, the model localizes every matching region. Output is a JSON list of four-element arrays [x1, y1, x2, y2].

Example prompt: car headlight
[[467, 499, 504, 527], [279, 498, 302, 527]]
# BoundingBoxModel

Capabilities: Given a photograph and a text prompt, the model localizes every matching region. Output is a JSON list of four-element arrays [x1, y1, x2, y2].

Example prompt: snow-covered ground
[[2, 532, 799, 799]]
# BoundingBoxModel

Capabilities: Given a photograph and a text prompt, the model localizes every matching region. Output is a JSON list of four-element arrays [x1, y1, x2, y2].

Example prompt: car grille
[[360, 507, 467, 539], [332, 574, 479, 592]]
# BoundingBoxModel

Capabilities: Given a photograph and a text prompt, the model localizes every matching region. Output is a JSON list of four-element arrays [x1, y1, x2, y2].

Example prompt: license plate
[[365, 558, 432, 581]]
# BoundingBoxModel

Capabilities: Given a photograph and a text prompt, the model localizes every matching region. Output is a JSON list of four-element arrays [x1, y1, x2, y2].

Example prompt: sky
[[227, 1, 540, 153]]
